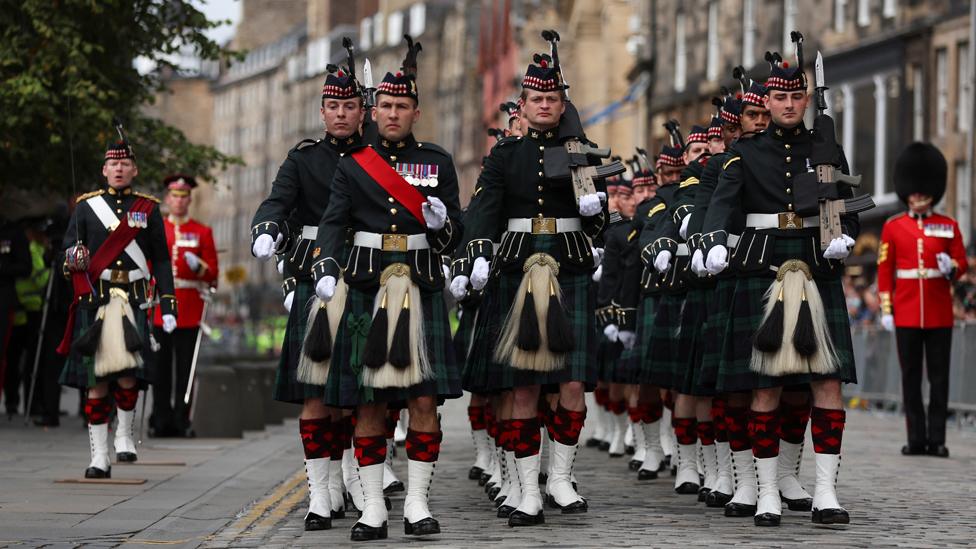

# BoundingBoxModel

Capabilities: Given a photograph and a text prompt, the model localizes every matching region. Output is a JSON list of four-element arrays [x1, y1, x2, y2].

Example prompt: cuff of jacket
[[583, 210, 608, 239], [428, 217, 460, 254], [281, 276, 297, 299], [595, 305, 616, 328], [451, 257, 471, 279], [700, 230, 728, 253], [617, 306, 637, 331], [311, 257, 341, 282], [466, 239, 494, 262], [159, 294, 178, 317]]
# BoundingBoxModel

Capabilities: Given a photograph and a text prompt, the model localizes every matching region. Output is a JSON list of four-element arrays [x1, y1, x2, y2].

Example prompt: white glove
[[653, 250, 672, 273], [591, 264, 603, 282], [276, 259, 285, 275], [470, 257, 490, 291], [705, 245, 729, 275], [592, 247, 604, 268], [679, 215, 691, 240], [422, 196, 447, 230], [578, 193, 602, 217], [162, 314, 177, 334], [283, 291, 295, 313], [450, 275, 469, 300], [822, 234, 855, 260], [618, 330, 637, 350], [936, 252, 954, 277], [691, 249, 706, 277], [881, 314, 895, 332], [603, 323, 619, 342], [183, 251, 201, 271], [315, 275, 337, 302], [252, 233, 281, 260], [442, 263, 451, 281]]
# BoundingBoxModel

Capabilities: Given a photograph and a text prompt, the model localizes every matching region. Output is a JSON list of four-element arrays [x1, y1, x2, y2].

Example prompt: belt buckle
[[110, 269, 128, 284], [778, 212, 801, 230], [531, 217, 556, 235], [381, 234, 408, 252]]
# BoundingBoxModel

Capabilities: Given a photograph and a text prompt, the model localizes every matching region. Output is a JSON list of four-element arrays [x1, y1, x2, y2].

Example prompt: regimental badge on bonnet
[[396, 162, 439, 187]]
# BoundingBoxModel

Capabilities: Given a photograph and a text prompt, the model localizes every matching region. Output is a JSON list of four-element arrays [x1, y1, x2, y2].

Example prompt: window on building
[[936, 47, 948, 137], [373, 12, 385, 49], [706, 1, 719, 81], [409, 3, 427, 37], [360, 17, 372, 50], [742, 0, 756, 67], [387, 11, 403, 47], [783, 0, 797, 54], [857, 0, 870, 27], [958, 41, 971, 132], [882, 0, 897, 19], [956, 160, 971, 235], [674, 12, 687, 92], [853, 83, 877, 196], [912, 63, 924, 140]]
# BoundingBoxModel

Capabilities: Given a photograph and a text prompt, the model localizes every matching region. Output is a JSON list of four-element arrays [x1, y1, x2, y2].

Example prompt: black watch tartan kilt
[[461, 277, 505, 394], [323, 280, 462, 408], [272, 279, 326, 404], [60, 299, 154, 390], [616, 294, 657, 385], [639, 290, 687, 390], [695, 276, 736, 394], [713, 237, 857, 393], [674, 286, 714, 396]]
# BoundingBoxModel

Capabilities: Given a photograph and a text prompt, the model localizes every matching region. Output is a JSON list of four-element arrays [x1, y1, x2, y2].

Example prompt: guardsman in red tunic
[[151, 175, 219, 437], [878, 143, 967, 458]]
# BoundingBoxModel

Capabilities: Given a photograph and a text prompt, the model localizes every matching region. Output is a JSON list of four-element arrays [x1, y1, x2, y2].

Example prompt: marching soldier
[[311, 36, 463, 541], [878, 142, 967, 458], [150, 174, 218, 438], [701, 39, 860, 526], [251, 61, 365, 531], [457, 52, 609, 526], [58, 136, 177, 477]]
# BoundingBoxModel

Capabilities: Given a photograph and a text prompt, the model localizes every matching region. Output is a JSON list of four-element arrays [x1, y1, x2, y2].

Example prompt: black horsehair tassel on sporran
[[388, 291, 411, 369], [304, 302, 333, 362], [792, 288, 817, 357], [73, 313, 104, 356], [517, 280, 541, 351], [546, 280, 575, 353], [363, 292, 389, 368], [753, 286, 785, 353], [122, 316, 143, 353]]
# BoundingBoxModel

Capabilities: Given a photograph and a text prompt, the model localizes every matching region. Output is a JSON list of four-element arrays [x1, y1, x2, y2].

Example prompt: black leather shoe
[[927, 444, 949, 458], [609, 450, 624, 458], [404, 517, 440, 536], [812, 507, 850, 524], [557, 498, 588, 514], [598, 441, 611, 452], [468, 466, 484, 480], [782, 494, 813, 511], [497, 504, 515, 518], [724, 502, 757, 517], [706, 491, 732, 507], [675, 482, 699, 495], [697, 487, 711, 502], [350, 521, 388, 541], [492, 495, 506, 508], [383, 481, 404, 494], [487, 486, 501, 500], [754, 512, 781, 527], [626, 445, 636, 455], [479, 473, 490, 486], [508, 510, 545, 527], [585, 437, 601, 448], [331, 507, 346, 520], [901, 444, 926, 456], [116, 452, 137, 463], [84, 466, 111, 479], [304, 512, 331, 531], [628, 459, 642, 471], [637, 469, 658, 480]]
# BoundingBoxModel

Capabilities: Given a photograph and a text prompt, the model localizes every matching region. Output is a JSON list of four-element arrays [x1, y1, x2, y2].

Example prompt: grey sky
[[195, 0, 241, 45]]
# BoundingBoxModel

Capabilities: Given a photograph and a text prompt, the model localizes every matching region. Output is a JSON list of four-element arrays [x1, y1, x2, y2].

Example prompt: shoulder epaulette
[[75, 189, 105, 203], [417, 141, 452, 157], [134, 191, 160, 203], [492, 135, 521, 148], [293, 138, 320, 152]]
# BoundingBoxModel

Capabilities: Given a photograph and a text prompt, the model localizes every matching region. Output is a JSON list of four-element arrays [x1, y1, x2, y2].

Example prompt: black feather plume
[[402, 34, 422, 76]]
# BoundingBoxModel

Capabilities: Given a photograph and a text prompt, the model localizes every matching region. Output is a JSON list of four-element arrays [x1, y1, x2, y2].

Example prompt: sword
[[24, 261, 56, 426], [183, 287, 215, 406]]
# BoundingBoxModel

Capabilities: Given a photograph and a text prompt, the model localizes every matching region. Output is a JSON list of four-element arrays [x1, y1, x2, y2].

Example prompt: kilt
[[696, 277, 736, 394], [616, 294, 657, 385], [487, 267, 597, 390], [714, 236, 856, 393], [272, 279, 326, 403], [324, 283, 461, 408], [639, 292, 686, 389], [461, 278, 504, 394], [675, 287, 711, 396], [597, 339, 626, 383], [60, 299, 154, 390]]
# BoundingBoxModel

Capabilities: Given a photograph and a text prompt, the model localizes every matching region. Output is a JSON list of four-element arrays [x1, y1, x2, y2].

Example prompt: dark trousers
[[151, 326, 199, 435], [895, 327, 953, 447], [3, 311, 41, 414]]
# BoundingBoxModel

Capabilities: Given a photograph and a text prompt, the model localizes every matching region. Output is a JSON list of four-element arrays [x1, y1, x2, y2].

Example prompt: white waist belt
[[745, 213, 819, 230], [896, 268, 943, 280], [676, 243, 690, 256], [174, 278, 208, 290], [353, 231, 430, 251], [301, 225, 318, 240], [507, 217, 583, 234], [99, 269, 145, 283], [727, 234, 740, 248]]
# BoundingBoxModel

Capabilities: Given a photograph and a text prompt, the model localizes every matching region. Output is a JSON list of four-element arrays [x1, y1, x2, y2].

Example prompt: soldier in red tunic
[[877, 142, 967, 458], [151, 175, 219, 437]]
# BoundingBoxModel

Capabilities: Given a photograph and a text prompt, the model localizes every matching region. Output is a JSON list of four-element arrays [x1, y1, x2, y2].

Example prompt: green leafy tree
[[0, 0, 242, 196]]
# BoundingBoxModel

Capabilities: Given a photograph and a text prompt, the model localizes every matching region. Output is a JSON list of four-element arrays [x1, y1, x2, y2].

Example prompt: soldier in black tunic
[[311, 37, 463, 541], [701, 48, 857, 527], [251, 63, 364, 531], [456, 56, 609, 526], [59, 138, 177, 478]]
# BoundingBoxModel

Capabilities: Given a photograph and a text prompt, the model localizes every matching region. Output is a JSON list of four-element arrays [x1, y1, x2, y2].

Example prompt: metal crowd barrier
[[848, 323, 976, 412]]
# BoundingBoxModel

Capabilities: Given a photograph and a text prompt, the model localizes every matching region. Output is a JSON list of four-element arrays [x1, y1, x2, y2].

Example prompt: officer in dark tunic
[[311, 37, 462, 541], [457, 55, 609, 526], [59, 137, 177, 478], [251, 62, 364, 531], [701, 47, 858, 527]]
